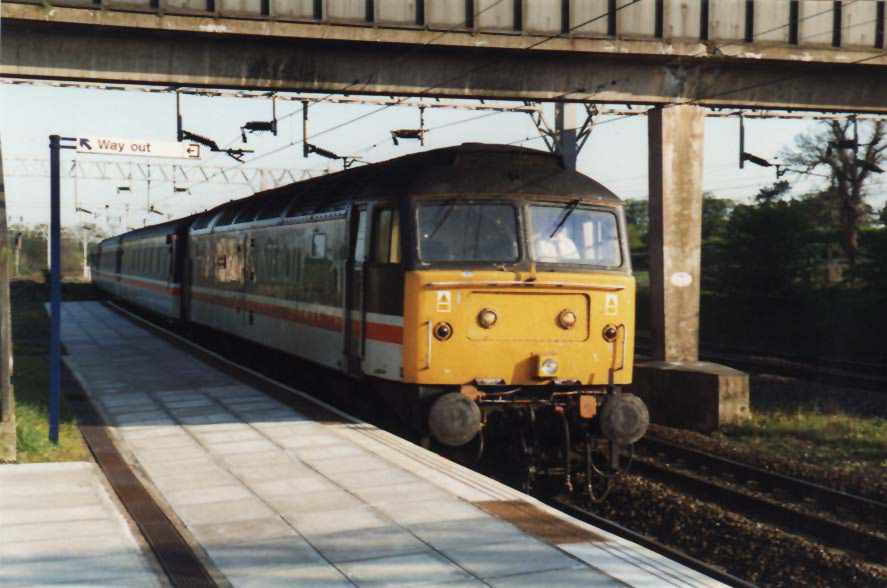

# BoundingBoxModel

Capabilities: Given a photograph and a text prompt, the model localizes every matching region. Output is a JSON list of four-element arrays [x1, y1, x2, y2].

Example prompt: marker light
[[477, 308, 498, 329], [539, 357, 559, 377], [434, 322, 453, 341], [557, 309, 577, 329]]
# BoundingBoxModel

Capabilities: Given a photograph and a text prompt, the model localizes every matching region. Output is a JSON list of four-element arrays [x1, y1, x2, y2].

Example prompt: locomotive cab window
[[529, 203, 622, 268], [372, 208, 401, 264], [354, 209, 369, 263], [417, 201, 519, 263]]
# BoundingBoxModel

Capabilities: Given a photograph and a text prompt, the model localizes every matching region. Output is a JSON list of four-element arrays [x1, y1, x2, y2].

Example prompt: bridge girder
[[2, 5, 886, 113]]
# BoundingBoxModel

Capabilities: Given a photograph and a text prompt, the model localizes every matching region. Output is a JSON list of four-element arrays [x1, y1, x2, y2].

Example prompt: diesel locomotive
[[93, 144, 649, 492]]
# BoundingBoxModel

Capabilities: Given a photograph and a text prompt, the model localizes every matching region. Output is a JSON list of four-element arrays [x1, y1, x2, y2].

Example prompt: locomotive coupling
[[428, 392, 482, 447], [600, 393, 650, 446]]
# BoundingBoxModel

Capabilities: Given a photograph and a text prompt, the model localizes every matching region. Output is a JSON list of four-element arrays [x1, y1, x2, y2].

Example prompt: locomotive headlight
[[537, 356, 559, 378], [477, 308, 498, 329], [557, 309, 577, 330], [602, 324, 619, 342], [434, 322, 453, 341]]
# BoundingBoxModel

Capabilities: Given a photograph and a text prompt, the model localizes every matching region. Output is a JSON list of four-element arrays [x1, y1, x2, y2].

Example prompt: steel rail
[[629, 454, 887, 562], [549, 498, 759, 588], [639, 435, 887, 521]]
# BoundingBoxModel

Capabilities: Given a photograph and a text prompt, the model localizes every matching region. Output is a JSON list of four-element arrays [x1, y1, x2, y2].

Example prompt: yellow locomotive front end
[[401, 194, 648, 464], [404, 269, 634, 387]]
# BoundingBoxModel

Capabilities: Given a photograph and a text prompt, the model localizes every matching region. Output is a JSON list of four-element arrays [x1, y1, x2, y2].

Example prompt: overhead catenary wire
[[192, 0, 885, 194], [183, 0, 646, 194], [40, 1, 883, 226], [510, 3, 884, 146], [353, 109, 510, 157], [192, 0, 514, 167]]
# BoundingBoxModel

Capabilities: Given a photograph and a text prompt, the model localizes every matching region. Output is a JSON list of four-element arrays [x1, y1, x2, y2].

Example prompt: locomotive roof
[[198, 143, 620, 220], [257, 142, 620, 203]]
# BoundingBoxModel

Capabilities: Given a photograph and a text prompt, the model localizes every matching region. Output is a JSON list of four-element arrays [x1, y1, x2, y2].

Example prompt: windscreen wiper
[[428, 199, 457, 239], [549, 199, 581, 238]]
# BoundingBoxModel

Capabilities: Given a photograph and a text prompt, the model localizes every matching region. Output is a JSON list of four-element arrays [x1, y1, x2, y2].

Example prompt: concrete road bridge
[[2, 0, 886, 111], [2, 0, 887, 428]]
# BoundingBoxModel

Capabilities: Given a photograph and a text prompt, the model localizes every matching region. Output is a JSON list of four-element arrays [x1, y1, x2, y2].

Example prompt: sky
[[2, 82, 885, 234]]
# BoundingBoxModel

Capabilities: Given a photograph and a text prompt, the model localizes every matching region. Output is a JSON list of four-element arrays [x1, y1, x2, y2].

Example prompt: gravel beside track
[[575, 475, 887, 588], [638, 435, 887, 535], [629, 451, 887, 562]]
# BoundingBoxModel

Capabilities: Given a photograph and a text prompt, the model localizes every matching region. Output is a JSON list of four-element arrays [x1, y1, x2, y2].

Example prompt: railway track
[[550, 498, 758, 588], [633, 435, 887, 563], [635, 338, 887, 393]]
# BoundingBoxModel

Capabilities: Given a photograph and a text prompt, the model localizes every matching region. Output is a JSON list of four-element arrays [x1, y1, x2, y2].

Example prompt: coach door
[[175, 227, 191, 322], [114, 242, 124, 298], [242, 231, 257, 328], [345, 205, 369, 375]]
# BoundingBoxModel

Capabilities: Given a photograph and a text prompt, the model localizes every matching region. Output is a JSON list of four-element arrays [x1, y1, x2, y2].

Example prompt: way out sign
[[77, 137, 201, 159]]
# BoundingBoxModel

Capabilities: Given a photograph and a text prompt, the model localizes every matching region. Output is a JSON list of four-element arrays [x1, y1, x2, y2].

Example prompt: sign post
[[48, 135, 62, 443], [47, 135, 200, 443]]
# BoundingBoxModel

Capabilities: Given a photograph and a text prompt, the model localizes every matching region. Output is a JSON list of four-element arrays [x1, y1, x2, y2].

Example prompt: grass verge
[[10, 278, 99, 463], [716, 374, 887, 478], [719, 410, 887, 473]]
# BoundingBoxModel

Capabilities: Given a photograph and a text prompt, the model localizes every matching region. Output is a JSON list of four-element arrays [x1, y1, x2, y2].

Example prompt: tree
[[709, 200, 818, 297], [880, 205, 887, 227], [623, 199, 648, 250], [701, 194, 735, 241], [754, 180, 791, 204], [780, 120, 887, 266]]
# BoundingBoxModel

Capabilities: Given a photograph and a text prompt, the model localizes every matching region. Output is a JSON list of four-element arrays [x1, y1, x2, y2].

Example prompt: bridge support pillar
[[555, 103, 578, 170], [632, 105, 749, 432]]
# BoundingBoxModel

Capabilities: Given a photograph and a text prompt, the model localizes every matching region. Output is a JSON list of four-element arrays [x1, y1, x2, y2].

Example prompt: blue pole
[[49, 135, 61, 444]]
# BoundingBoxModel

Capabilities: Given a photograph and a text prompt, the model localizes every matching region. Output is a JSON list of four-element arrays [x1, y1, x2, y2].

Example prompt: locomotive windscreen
[[418, 202, 519, 263], [529, 204, 622, 268]]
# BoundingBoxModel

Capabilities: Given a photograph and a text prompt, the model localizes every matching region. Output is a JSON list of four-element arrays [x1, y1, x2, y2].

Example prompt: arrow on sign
[[185, 144, 200, 159], [79, 138, 92, 150]]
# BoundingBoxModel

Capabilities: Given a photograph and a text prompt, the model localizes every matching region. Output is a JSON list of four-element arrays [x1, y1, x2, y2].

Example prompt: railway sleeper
[[631, 457, 887, 563], [638, 437, 887, 527]]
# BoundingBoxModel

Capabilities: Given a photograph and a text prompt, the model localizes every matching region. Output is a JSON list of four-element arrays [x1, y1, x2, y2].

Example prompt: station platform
[[0, 461, 163, 587], [57, 301, 725, 587]]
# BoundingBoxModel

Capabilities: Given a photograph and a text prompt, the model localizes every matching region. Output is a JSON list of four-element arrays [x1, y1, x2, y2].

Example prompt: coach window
[[311, 232, 327, 259], [372, 208, 401, 264], [215, 207, 239, 228], [256, 193, 292, 221], [192, 214, 214, 231]]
